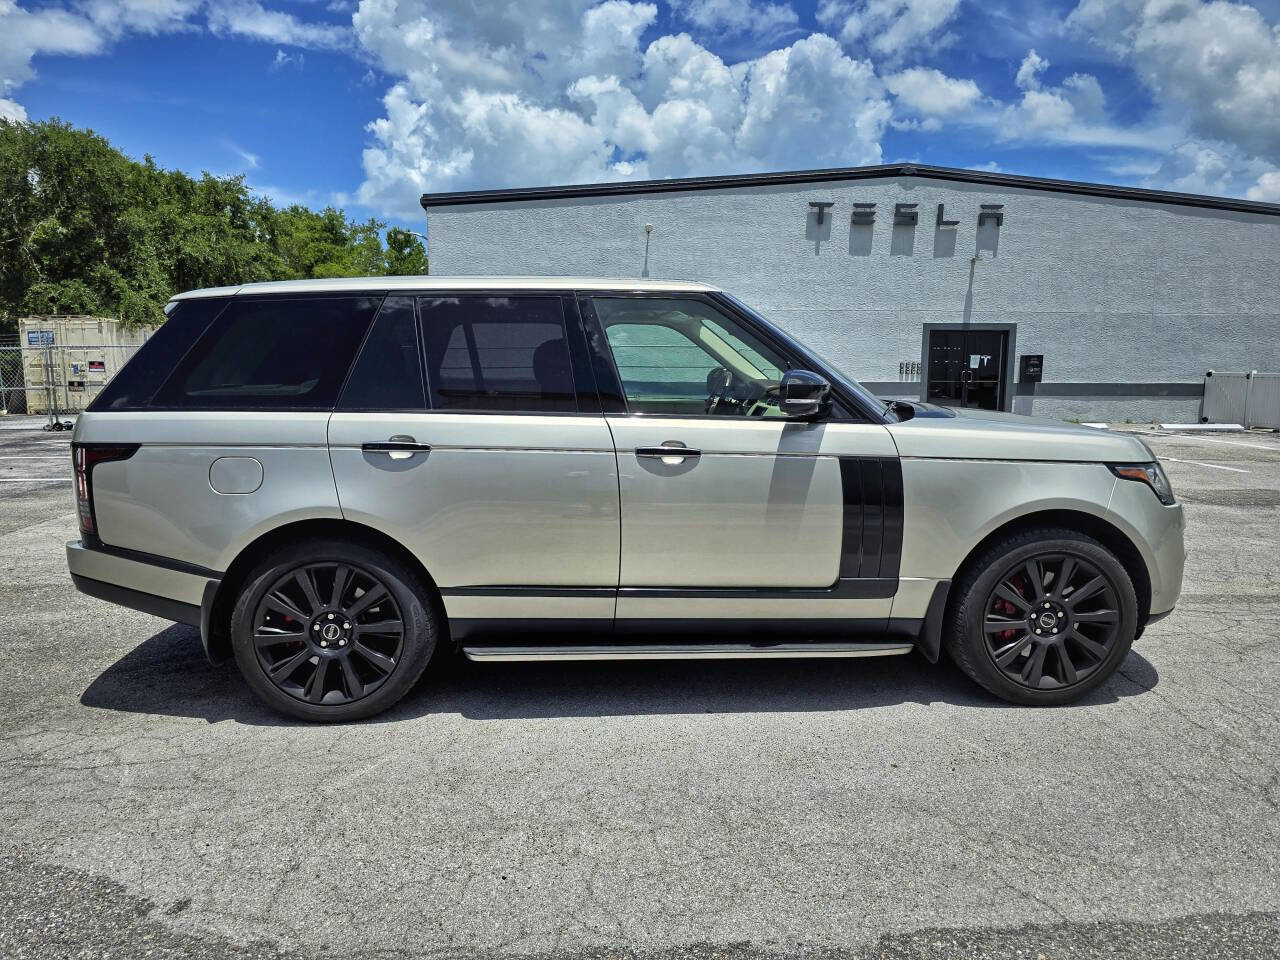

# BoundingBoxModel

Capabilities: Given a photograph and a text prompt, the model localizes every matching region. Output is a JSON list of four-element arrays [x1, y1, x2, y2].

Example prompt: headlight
[[1110, 461, 1176, 505]]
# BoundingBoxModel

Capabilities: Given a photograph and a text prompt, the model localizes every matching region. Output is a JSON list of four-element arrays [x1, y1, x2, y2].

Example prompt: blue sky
[[3, 0, 1279, 229]]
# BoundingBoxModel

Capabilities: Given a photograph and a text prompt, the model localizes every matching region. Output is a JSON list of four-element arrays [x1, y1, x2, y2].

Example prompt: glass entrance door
[[925, 328, 1009, 410]]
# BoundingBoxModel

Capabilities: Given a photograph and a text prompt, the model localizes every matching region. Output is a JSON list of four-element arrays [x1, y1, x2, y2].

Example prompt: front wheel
[[230, 539, 438, 721], [945, 528, 1139, 705]]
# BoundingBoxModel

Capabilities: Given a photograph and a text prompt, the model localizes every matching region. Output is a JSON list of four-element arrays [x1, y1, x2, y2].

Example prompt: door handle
[[636, 443, 701, 460], [362, 436, 431, 459]]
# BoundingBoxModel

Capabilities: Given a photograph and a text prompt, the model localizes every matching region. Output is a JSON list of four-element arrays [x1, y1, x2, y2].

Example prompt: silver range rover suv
[[67, 277, 1184, 721]]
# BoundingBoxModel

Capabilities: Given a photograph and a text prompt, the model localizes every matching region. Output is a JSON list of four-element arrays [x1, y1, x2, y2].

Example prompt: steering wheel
[[705, 367, 733, 415]]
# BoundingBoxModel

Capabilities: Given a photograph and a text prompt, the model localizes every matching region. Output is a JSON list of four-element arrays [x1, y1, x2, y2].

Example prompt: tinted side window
[[419, 296, 578, 413], [339, 297, 425, 410], [88, 297, 226, 411], [153, 296, 380, 409]]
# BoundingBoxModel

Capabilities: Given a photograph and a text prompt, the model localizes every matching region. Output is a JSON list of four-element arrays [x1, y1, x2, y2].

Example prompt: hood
[[887, 406, 1153, 463]]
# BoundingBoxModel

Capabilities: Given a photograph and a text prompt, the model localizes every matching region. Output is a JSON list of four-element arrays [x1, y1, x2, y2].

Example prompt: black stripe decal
[[880, 457, 904, 581], [859, 458, 884, 578], [837, 457, 903, 584], [839, 455, 865, 579]]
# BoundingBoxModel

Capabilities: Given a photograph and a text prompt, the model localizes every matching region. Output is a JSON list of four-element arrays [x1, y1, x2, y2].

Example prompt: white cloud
[[1143, 140, 1235, 195], [222, 138, 260, 169], [668, 0, 799, 39], [580, 0, 657, 77], [1135, 137, 1280, 201], [353, 1, 891, 218], [78, 0, 202, 34], [1246, 170, 1280, 203], [1066, 0, 1280, 165], [0, 1, 107, 93], [271, 48, 303, 69], [817, 0, 961, 58], [993, 50, 1142, 147], [1015, 49, 1047, 90], [880, 50, 1171, 160], [885, 66, 981, 114], [1061, 72, 1105, 120], [0, 95, 25, 121], [206, 2, 349, 49], [1094, 153, 1162, 178]]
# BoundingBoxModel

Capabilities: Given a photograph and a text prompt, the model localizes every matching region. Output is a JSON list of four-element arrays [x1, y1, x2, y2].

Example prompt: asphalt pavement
[[1, 416, 1277, 959]]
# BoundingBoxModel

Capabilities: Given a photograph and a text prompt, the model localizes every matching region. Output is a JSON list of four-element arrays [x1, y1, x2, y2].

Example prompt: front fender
[[899, 458, 1119, 581]]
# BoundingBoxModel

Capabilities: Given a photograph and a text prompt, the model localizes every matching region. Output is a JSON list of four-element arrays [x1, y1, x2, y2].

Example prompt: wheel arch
[[931, 509, 1152, 657], [202, 518, 447, 663]]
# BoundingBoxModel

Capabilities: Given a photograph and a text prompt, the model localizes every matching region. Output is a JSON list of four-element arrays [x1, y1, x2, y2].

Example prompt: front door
[[925, 328, 1009, 410], [327, 293, 619, 628], [584, 294, 899, 623]]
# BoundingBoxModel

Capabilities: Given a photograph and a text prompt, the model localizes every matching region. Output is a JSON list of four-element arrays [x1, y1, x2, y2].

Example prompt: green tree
[[384, 227, 429, 275], [0, 118, 428, 334]]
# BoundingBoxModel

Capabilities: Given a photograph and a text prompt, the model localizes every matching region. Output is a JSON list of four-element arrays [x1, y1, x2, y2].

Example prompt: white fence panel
[[1202, 371, 1280, 428], [1247, 373, 1280, 429]]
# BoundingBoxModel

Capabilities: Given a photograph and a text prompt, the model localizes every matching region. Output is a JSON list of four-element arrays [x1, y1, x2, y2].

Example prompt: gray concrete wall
[[426, 175, 1280, 421]]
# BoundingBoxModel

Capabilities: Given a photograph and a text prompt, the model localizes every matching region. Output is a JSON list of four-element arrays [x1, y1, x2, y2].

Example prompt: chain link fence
[[0, 339, 142, 421]]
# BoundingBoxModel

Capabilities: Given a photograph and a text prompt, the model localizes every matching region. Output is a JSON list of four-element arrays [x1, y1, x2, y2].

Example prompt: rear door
[[327, 293, 619, 631], [581, 294, 900, 624]]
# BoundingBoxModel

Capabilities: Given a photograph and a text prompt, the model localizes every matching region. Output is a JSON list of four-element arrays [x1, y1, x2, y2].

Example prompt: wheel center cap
[[1038, 612, 1058, 630], [320, 623, 342, 642]]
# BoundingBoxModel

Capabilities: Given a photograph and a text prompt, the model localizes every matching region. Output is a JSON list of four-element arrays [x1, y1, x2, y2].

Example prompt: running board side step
[[462, 642, 914, 662]]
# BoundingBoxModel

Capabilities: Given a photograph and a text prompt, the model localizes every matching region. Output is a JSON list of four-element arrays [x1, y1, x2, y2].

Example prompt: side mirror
[[779, 369, 832, 419]]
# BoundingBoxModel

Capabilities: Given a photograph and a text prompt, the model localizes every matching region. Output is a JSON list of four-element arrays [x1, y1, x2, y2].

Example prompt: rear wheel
[[945, 528, 1138, 705], [230, 539, 437, 721]]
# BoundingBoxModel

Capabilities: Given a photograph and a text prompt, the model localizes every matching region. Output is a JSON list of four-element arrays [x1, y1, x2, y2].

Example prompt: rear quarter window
[[88, 297, 227, 411], [151, 296, 381, 410]]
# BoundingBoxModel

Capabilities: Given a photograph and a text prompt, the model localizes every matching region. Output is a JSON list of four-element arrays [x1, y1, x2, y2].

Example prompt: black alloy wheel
[[231, 539, 437, 721], [252, 562, 405, 706], [944, 527, 1139, 706], [982, 553, 1121, 690]]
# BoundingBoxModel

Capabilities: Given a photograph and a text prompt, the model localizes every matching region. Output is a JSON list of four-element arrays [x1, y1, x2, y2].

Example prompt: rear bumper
[[67, 540, 220, 628], [70, 573, 202, 626]]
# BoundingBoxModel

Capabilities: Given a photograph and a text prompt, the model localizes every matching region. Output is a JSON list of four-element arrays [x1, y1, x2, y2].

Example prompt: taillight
[[72, 443, 139, 538]]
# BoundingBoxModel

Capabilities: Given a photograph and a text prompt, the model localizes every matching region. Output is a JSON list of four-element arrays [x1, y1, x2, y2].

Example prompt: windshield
[[716, 293, 896, 422]]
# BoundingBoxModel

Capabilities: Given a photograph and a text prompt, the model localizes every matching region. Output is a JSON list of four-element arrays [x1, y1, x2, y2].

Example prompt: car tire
[[230, 538, 438, 722], [944, 527, 1139, 706]]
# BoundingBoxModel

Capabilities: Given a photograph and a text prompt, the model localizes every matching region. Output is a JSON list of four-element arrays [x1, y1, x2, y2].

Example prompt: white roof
[[171, 276, 720, 300]]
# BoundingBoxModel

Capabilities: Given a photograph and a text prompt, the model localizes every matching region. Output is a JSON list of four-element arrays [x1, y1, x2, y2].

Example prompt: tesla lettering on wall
[[827, 202, 1005, 232]]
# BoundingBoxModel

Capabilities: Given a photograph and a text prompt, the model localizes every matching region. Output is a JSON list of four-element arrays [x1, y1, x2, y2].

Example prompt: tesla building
[[421, 163, 1280, 422]]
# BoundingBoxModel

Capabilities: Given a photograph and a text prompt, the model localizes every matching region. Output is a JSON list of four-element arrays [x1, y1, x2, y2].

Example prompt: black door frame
[[919, 323, 1018, 413]]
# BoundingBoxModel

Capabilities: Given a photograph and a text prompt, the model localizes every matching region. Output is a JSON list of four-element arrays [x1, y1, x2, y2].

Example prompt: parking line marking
[[1161, 456, 1250, 474], [0, 477, 72, 482], [0, 456, 69, 459], [1140, 430, 1275, 451]]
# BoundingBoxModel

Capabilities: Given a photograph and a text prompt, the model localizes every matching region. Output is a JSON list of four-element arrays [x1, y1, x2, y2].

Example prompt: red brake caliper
[[995, 577, 1025, 643]]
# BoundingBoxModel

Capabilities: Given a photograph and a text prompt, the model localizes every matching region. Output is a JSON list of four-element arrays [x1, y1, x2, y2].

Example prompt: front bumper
[[1104, 483, 1186, 618], [67, 540, 219, 628]]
